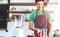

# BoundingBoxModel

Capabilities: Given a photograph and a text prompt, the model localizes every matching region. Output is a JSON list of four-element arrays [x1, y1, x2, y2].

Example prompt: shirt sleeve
[[29, 11, 34, 22], [47, 11, 51, 20]]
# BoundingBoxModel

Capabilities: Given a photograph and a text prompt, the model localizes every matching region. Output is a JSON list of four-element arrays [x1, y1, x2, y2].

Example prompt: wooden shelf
[[0, 4, 9, 5], [10, 3, 36, 6], [9, 11, 31, 14]]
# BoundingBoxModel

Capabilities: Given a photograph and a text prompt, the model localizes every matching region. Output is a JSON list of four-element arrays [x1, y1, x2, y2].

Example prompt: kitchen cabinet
[[0, 4, 9, 31]]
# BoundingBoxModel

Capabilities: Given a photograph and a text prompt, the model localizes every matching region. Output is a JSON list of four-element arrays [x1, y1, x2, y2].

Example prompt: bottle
[[38, 30, 42, 37]]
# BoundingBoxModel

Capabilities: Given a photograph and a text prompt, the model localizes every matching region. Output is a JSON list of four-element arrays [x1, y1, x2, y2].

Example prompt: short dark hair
[[35, 0, 49, 5], [35, 0, 44, 3]]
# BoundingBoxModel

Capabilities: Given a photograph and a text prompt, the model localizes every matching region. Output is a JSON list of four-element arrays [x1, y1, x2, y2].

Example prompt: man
[[29, 0, 52, 37]]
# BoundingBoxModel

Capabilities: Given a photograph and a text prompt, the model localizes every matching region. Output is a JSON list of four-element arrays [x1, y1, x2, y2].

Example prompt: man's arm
[[29, 22, 38, 31], [46, 11, 52, 37], [48, 20, 52, 35], [29, 11, 38, 31]]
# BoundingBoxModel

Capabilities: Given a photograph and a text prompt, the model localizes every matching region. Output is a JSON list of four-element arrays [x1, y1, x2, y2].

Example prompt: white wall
[[0, 0, 8, 4], [10, 0, 35, 3]]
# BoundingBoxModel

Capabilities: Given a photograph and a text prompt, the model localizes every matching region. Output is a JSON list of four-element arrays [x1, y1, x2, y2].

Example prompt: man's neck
[[37, 8, 43, 11]]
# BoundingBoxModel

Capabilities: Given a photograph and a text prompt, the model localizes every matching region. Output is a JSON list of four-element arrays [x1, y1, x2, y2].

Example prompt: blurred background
[[0, 0, 60, 37]]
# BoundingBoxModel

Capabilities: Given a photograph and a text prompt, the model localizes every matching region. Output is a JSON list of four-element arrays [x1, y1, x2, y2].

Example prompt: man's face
[[37, 1, 44, 9]]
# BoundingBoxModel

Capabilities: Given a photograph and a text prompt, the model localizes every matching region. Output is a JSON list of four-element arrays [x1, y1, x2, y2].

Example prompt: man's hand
[[48, 34, 50, 37], [37, 29, 40, 34]]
